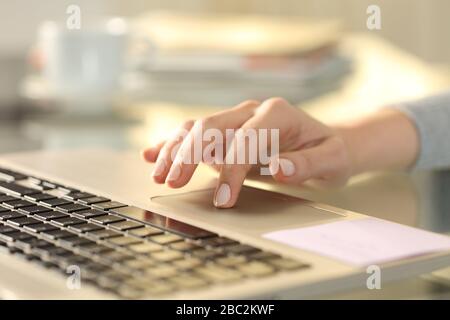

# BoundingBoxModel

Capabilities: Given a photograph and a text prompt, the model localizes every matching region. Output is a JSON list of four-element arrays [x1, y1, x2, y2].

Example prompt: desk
[[5, 33, 450, 299]]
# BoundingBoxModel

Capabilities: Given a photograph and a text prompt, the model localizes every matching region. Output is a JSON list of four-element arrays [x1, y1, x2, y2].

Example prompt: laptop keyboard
[[0, 166, 310, 298]]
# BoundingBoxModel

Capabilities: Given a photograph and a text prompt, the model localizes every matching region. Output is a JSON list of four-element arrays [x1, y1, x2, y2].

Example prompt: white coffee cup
[[39, 17, 129, 112]]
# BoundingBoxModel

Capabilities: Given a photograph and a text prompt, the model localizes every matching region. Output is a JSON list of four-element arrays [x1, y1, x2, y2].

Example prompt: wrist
[[332, 108, 420, 175], [332, 125, 366, 176]]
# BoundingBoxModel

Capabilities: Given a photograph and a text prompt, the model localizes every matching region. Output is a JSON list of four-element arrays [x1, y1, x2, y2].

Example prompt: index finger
[[165, 100, 260, 188]]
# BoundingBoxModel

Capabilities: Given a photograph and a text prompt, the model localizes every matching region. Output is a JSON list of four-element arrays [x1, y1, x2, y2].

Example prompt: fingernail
[[152, 158, 166, 177], [279, 158, 295, 176], [214, 183, 231, 207], [166, 163, 182, 182], [269, 158, 280, 175]]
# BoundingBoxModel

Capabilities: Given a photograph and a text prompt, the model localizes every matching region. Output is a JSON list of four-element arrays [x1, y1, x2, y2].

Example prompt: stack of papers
[[125, 12, 352, 106]]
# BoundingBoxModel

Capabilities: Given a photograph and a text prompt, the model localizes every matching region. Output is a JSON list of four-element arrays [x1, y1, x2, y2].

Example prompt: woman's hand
[[142, 98, 354, 208]]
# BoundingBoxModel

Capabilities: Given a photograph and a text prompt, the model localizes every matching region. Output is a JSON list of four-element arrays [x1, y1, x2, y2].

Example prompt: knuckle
[[265, 97, 288, 105], [182, 119, 195, 128], [259, 97, 289, 113], [196, 116, 215, 129], [235, 127, 256, 136], [236, 99, 260, 109]]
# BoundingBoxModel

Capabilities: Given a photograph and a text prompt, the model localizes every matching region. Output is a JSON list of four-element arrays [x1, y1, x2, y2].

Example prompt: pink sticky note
[[263, 218, 450, 266]]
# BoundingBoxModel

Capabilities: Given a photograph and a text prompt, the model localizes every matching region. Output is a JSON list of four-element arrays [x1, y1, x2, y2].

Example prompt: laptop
[[0, 148, 449, 299]]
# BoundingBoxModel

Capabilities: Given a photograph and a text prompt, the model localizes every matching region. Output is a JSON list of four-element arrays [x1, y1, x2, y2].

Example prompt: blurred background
[[2, 0, 450, 154], [1, 0, 450, 298]]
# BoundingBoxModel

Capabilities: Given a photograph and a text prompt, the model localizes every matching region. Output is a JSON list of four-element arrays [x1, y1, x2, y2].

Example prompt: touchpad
[[151, 186, 345, 235]]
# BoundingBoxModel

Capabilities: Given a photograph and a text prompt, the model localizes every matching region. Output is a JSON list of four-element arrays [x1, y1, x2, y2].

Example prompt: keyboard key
[[116, 285, 145, 299], [40, 229, 76, 240], [0, 211, 25, 220], [97, 270, 130, 289], [24, 223, 58, 233], [2, 199, 34, 209], [0, 181, 39, 196], [79, 243, 114, 254], [87, 228, 121, 240], [109, 220, 143, 231], [100, 251, 135, 263], [27, 177, 55, 186], [236, 261, 276, 277], [58, 236, 95, 247], [112, 206, 216, 239], [128, 226, 163, 238], [57, 185, 79, 193], [18, 205, 52, 215], [63, 191, 95, 200], [27, 179, 55, 191], [124, 258, 155, 269], [266, 258, 309, 271], [172, 257, 203, 270], [145, 265, 178, 278], [7, 217, 42, 227], [201, 236, 238, 247], [169, 241, 201, 252], [127, 242, 163, 254], [44, 246, 73, 257], [195, 266, 242, 283], [14, 237, 53, 251], [0, 194, 17, 203], [151, 250, 184, 262], [191, 249, 223, 260], [216, 256, 247, 267], [169, 274, 208, 289], [90, 214, 125, 225], [83, 263, 109, 279], [126, 279, 174, 295], [51, 217, 85, 227], [0, 224, 18, 234], [107, 236, 142, 247], [25, 193, 56, 202], [101, 268, 132, 283], [72, 209, 106, 219], [0, 231, 33, 243], [40, 181, 57, 189], [68, 223, 103, 233], [248, 251, 281, 261], [0, 168, 27, 181], [77, 196, 109, 205], [59, 255, 91, 269], [149, 233, 183, 245], [92, 201, 127, 211], [224, 244, 260, 255], [55, 203, 89, 213], [34, 211, 69, 221], [40, 198, 71, 207]]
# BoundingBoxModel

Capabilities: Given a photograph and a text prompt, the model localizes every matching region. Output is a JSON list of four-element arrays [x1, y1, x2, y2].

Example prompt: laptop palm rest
[[151, 186, 345, 235]]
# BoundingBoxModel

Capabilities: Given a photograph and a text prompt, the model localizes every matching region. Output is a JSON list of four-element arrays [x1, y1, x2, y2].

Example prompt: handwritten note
[[263, 218, 450, 266]]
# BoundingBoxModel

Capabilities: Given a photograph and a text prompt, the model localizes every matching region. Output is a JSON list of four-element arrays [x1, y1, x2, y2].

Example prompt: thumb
[[269, 137, 348, 185]]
